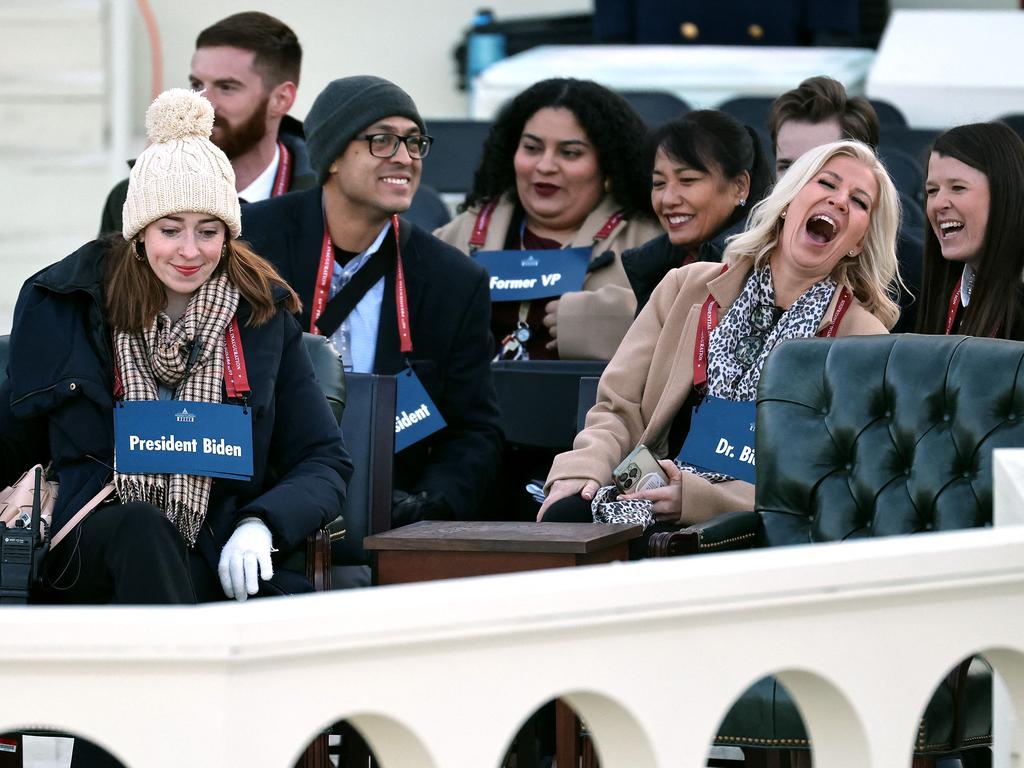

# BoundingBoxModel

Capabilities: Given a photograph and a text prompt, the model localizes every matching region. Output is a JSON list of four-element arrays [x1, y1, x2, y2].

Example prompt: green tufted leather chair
[[650, 334, 1022, 766]]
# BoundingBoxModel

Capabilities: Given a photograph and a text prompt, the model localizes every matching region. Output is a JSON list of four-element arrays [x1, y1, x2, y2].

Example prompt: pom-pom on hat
[[122, 88, 241, 241]]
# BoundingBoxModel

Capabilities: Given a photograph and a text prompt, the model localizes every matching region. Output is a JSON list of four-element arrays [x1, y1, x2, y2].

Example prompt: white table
[[470, 44, 876, 119], [867, 10, 1024, 129]]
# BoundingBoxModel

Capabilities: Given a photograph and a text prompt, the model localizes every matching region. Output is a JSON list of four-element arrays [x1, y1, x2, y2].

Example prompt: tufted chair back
[[755, 334, 1024, 547]]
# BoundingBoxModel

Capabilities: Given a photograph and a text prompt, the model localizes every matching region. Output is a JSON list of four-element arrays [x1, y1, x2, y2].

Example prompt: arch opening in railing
[[0, 727, 124, 768], [498, 691, 656, 768]]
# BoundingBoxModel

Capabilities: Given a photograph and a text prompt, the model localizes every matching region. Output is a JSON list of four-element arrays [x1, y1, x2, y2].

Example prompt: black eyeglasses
[[361, 133, 433, 159], [734, 303, 784, 368]]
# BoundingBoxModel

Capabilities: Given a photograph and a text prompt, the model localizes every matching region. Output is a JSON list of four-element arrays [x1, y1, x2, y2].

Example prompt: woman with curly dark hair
[[435, 78, 661, 361]]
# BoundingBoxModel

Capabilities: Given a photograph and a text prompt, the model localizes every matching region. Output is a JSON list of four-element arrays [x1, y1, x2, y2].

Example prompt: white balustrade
[[4, 453, 1024, 767]]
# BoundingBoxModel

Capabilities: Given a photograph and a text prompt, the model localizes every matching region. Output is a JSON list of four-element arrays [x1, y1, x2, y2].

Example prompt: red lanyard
[[112, 317, 250, 401], [692, 265, 730, 390], [945, 281, 962, 335], [223, 317, 250, 400], [309, 214, 413, 354], [469, 200, 500, 249], [271, 141, 292, 198], [692, 268, 852, 389], [945, 277, 1002, 337], [468, 202, 625, 251]]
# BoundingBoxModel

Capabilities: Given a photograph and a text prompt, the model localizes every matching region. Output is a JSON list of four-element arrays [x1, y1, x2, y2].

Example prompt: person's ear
[[734, 170, 751, 205], [267, 81, 297, 119]]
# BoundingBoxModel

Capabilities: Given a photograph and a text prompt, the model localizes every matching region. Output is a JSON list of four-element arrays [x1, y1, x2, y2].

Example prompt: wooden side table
[[365, 521, 641, 768], [365, 520, 640, 584]]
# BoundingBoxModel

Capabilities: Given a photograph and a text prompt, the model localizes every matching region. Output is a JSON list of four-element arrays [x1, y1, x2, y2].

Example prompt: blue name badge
[[394, 367, 447, 453], [474, 247, 591, 301], [676, 396, 757, 484], [114, 401, 253, 480]]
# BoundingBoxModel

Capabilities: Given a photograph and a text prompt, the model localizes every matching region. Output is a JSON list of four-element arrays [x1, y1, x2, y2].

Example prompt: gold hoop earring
[[221, 242, 228, 259], [130, 240, 145, 262]]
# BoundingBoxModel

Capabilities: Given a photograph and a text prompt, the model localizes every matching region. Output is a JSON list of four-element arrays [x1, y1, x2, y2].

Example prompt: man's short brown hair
[[196, 12, 301, 88], [768, 76, 879, 150]]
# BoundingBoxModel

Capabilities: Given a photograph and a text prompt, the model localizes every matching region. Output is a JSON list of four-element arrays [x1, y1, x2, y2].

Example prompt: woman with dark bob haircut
[[623, 109, 773, 312], [436, 77, 661, 361], [916, 121, 1024, 339]]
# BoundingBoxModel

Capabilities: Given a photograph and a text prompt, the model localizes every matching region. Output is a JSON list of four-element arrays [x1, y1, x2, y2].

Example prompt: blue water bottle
[[467, 8, 506, 91]]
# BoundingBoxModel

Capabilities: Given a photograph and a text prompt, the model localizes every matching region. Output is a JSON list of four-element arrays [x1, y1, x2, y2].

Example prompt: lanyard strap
[[392, 215, 413, 354], [271, 141, 292, 198], [593, 210, 626, 241], [692, 269, 851, 390], [112, 319, 250, 400], [310, 231, 335, 334], [692, 265, 730, 390], [309, 215, 413, 355], [469, 203, 625, 251], [820, 287, 853, 339], [223, 317, 250, 400], [945, 280, 962, 335]]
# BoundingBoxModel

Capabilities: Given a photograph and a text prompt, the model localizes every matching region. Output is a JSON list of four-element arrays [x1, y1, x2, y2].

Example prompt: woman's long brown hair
[[104, 234, 300, 332]]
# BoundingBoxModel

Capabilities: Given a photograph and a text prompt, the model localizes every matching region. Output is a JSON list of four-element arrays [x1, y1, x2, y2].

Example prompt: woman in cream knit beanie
[[0, 87, 350, 626]]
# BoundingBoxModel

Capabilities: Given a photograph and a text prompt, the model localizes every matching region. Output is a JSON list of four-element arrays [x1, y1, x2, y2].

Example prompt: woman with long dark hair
[[916, 121, 1024, 339]]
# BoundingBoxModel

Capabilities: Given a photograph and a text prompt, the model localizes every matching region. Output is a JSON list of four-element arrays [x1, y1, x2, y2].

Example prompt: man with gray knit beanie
[[243, 76, 502, 539]]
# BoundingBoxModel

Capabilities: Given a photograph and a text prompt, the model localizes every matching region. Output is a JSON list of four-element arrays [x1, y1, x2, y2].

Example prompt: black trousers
[[541, 493, 681, 560], [40, 502, 313, 604], [41, 501, 206, 604]]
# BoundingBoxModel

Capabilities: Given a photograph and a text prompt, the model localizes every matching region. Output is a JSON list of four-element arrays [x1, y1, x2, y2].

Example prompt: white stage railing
[[4, 452, 1024, 767]]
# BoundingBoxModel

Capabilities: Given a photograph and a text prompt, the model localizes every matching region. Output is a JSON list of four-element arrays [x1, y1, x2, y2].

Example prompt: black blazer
[[242, 188, 503, 520]]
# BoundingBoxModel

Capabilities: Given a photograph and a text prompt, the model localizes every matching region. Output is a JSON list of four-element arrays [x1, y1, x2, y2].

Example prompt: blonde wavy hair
[[723, 139, 902, 329]]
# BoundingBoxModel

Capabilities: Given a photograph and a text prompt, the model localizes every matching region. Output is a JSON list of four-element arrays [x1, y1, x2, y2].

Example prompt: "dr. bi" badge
[[676, 396, 756, 483]]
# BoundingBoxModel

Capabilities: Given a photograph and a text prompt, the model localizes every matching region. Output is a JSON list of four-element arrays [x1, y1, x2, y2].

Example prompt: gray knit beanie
[[305, 76, 426, 186], [122, 89, 241, 240]]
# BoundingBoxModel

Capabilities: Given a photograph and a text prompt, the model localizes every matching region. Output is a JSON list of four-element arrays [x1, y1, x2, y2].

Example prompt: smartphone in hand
[[613, 444, 668, 494]]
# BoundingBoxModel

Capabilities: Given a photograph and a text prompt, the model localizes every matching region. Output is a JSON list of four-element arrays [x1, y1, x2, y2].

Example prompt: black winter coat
[[622, 220, 742, 315], [242, 187, 503, 520], [0, 241, 352, 571]]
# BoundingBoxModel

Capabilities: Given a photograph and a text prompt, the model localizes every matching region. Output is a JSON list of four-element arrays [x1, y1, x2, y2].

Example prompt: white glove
[[218, 518, 274, 602]]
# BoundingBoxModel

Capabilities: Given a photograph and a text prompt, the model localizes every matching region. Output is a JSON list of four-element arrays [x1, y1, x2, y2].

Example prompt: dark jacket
[[0, 240, 352, 571], [622, 219, 742, 314], [98, 116, 317, 236], [241, 187, 503, 521]]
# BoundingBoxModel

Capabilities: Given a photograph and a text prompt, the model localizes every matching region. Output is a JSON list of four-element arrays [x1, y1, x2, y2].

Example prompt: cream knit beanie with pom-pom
[[122, 88, 241, 241]]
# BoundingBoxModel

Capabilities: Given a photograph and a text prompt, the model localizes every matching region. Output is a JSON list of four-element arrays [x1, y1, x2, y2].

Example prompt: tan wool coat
[[435, 193, 663, 360], [545, 260, 889, 524]]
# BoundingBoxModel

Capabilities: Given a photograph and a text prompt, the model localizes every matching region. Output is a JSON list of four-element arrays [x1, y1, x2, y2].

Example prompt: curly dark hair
[[461, 78, 653, 217]]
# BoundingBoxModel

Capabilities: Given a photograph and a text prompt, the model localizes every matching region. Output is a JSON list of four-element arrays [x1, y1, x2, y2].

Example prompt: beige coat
[[545, 260, 889, 523], [435, 193, 663, 360]]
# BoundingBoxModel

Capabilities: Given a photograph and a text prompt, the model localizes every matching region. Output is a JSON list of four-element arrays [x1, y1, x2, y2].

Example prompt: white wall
[[130, 0, 591, 133]]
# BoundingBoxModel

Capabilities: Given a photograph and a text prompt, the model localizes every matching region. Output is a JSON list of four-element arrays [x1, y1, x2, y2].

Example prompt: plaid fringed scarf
[[114, 272, 239, 546]]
